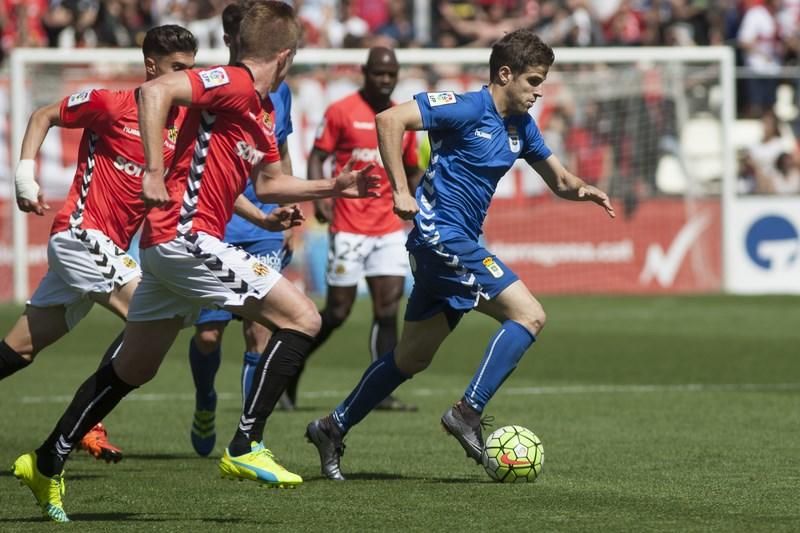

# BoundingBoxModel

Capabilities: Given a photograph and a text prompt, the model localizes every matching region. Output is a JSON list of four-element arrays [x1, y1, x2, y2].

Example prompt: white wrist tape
[[15, 159, 39, 202]]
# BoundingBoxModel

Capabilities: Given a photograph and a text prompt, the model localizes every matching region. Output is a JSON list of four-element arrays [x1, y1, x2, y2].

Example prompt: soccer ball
[[481, 425, 543, 483]]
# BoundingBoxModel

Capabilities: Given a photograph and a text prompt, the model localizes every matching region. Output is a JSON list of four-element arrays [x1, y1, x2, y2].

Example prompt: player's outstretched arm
[[234, 194, 305, 231], [137, 71, 193, 208], [15, 101, 63, 215], [531, 155, 616, 218], [252, 159, 380, 204], [376, 100, 424, 220]]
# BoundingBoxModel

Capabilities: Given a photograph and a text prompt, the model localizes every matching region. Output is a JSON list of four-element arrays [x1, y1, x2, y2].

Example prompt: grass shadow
[[71, 513, 250, 523], [121, 453, 206, 461], [306, 472, 478, 483], [0, 513, 252, 524]]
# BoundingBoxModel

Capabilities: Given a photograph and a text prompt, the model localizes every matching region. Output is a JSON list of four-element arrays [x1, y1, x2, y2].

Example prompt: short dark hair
[[489, 30, 554, 83], [142, 24, 198, 59], [222, 0, 255, 37]]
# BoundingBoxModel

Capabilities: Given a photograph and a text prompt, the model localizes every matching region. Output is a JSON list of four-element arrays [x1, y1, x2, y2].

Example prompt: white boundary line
[[17, 382, 800, 404]]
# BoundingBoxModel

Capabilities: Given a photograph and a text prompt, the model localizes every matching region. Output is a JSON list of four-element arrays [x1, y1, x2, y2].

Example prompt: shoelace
[[479, 415, 495, 432], [49, 474, 66, 501], [254, 447, 288, 472], [330, 427, 346, 456], [321, 418, 346, 456]]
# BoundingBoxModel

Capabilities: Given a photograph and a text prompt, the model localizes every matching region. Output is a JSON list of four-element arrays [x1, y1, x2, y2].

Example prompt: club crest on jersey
[[122, 256, 138, 269], [67, 90, 91, 107], [252, 261, 271, 277], [167, 126, 179, 143], [427, 91, 456, 107], [507, 125, 521, 153], [199, 67, 230, 89], [262, 112, 274, 135], [482, 257, 504, 278]]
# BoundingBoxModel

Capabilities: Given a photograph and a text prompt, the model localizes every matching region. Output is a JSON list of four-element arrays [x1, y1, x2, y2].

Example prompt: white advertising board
[[726, 197, 800, 294]]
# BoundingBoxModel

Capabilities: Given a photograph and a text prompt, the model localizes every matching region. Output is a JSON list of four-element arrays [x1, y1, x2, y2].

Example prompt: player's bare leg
[[367, 275, 416, 411], [282, 284, 356, 408], [315, 285, 357, 345], [90, 276, 139, 320], [110, 318, 185, 385], [393, 313, 452, 373], [1, 306, 69, 375], [475, 280, 546, 335], [2, 275, 136, 363]]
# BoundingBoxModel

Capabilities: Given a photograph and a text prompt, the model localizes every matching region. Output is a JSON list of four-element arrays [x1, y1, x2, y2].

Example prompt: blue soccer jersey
[[223, 81, 294, 245], [410, 87, 551, 246], [404, 87, 553, 323]]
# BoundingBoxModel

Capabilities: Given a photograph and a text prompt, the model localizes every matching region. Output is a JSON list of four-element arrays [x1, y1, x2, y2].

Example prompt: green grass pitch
[[0, 295, 799, 532]]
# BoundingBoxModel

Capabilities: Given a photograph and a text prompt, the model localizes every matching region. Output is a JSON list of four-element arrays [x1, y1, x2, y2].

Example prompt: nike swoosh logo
[[639, 213, 711, 287], [500, 453, 530, 466]]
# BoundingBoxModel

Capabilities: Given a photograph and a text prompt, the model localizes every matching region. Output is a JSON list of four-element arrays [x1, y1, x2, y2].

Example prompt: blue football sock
[[463, 320, 535, 413], [188, 338, 220, 411], [241, 351, 261, 406], [332, 350, 410, 433]]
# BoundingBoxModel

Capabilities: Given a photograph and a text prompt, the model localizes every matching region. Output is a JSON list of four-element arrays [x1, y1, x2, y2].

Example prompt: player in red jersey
[[12, 2, 379, 521], [283, 47, 422, 410], [1, 25, 198, 465]]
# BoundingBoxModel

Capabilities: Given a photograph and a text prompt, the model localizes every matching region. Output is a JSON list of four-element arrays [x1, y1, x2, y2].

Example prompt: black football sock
[[369, 315, 397, 363], [229, 329, 313, 456], [307, 308, 340, 355], [96, 330, 125, 370], [284, 310, 339, 404], [283, 361, 304, 406], [0, 340, 30, 380], [36, 362, 136, 476]]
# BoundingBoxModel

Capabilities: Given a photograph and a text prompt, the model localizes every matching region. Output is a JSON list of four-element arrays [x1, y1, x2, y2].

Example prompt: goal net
[[2, 46, 734, 302]]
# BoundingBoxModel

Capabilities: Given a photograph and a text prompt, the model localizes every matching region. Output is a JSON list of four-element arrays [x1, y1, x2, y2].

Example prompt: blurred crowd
[[3, 1, 800, 111], [2, 0, 799, 197], [0, 1, 796, 54]]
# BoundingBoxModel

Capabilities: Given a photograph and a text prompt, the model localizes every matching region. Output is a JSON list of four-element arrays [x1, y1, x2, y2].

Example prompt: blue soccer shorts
[[404, 238, 518, 328], [195, 239, 291, 326]]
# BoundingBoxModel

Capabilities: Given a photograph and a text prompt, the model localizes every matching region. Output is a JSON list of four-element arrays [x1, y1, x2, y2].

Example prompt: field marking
[[17, 382, 800, 404]]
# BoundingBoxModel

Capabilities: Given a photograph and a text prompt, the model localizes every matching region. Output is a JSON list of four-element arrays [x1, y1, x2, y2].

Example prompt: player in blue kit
[[187, 0, 296, 456], [307, 30, 615, 479]]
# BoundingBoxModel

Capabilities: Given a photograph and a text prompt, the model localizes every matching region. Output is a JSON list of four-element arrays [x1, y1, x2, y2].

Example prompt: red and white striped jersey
[[140, 65, 280, 248], [51, 88, 184, 250]]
